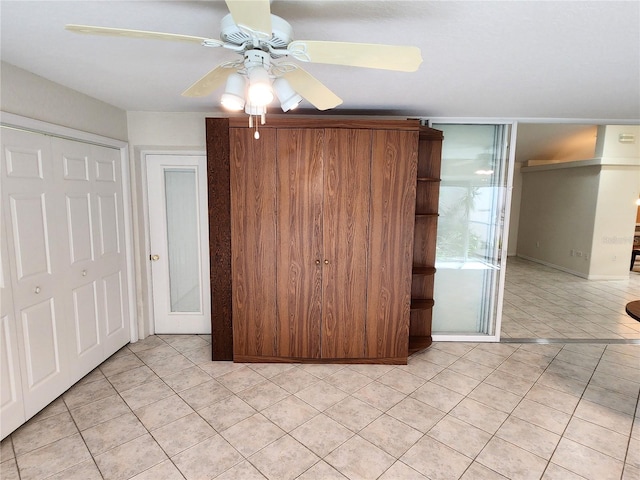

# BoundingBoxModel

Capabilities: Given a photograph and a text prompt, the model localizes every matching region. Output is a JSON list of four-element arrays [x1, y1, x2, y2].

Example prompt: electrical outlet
[[577, 251, 583, 257], [570, 249, 575, 256], [536, 241, 540, 248]]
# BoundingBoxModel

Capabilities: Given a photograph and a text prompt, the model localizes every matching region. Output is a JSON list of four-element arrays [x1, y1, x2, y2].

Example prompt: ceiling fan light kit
[[245, 52, 274, 107], [220, 73, 246, 111], [65, 0, 423, 138], [273, 78, 303, 112]]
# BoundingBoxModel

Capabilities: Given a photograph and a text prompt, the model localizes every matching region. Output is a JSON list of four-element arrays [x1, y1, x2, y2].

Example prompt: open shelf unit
[[409, 126, 443, 355]]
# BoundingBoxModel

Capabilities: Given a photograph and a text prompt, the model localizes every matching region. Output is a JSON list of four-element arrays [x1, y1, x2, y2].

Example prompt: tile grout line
[[5, 333, 637, 480], [535, 343, 606, 480]]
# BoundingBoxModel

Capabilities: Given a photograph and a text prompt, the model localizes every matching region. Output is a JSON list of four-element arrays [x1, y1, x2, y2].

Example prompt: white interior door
[[1, 128, 71, 417], [147, 154, 211, 334], [1, 126, 132, 430], [1, 215, 25, 438], [50, 137, 130, 379]]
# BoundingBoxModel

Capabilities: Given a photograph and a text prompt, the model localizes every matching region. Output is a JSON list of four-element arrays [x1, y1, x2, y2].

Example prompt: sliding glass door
[[430, 123, 513, 337]]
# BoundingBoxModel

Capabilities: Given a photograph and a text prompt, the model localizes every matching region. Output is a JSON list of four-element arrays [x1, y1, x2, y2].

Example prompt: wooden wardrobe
[[207, 117, 442, 364]]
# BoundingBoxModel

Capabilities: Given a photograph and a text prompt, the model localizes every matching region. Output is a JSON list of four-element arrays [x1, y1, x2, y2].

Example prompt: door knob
[[150, 254, 160, 261], [324, 259, 329, 265], [315, 259, 321, 265]]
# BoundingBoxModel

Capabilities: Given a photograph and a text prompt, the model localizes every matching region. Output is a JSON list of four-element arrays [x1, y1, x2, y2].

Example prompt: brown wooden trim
[[408, 335, 433, 355], [228, 116, 421, 131], [408, 126, 443, 355], [419, 126, 444, 141], [206, 118, 233, 360], [234, 354, 407, 365]]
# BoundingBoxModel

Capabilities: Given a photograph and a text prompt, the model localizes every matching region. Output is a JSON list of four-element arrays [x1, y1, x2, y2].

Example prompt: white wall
[[595, 125, 640, 159], [126, 111, 211, 336], [517, 163, 599, 277], [515, 124, 598, 163], [126, 111, 211, 148], [508, 123, 599, 256], [0, 62, 127, 140], [590, 165, 640, 278], [590, 125, 640, 278], [517, 125, 640, 279], [507, 162, 522, 256]]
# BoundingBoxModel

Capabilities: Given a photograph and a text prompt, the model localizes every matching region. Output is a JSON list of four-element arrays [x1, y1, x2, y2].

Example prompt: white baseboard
[[515, 254, 631, 281], [585, 274, 631, 280], [516, 254, 589, 279]]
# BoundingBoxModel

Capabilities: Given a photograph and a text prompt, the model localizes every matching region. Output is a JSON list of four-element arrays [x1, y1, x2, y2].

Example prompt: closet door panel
[[0, 312, 24, 438], [366, 130, 418, 358], [52, 139, 129, 373], [321, 129, 370, 359], [17, 295, 69, 417], [90, 145, 130, 356], [230, 128, 278, 357], [1, 220, 25, 438], [8, 194, 52, 280], [71, 281, 100, 355], [66, 193, 94, 265], [276, 129, 323, 359], [1, 129, 71, 418], [53, 139, 103, 379]]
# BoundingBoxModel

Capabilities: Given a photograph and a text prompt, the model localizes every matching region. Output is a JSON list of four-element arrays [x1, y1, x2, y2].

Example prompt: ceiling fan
[[66, 0, 422, 137]]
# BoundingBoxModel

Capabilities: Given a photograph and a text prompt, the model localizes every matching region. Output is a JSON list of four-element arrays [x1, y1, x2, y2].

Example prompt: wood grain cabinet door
[[230, 123, 417, 362], [365, 130, 418, 359], [321, 129, 371, 359], [230, 127, 279, 358], [276, 129, 324, 359]]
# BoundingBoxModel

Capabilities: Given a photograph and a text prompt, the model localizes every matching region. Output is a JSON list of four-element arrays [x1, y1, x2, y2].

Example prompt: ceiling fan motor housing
[[220, 13, 293, 53]]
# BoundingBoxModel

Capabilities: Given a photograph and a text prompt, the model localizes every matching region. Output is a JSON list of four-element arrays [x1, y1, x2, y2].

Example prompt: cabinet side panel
[[230, 128, 278, 358], [276, 129, 323, 359], [206, 118, 233, 360], [366, 130, 418, 359], [321, 128, 370, 359]]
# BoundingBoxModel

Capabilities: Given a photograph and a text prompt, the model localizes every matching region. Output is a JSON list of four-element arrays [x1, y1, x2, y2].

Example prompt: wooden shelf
[[408, 335, 433, 354], [410, 298, 435, 310], [412, 266, 436, 275], [408, 126, 442, 357]]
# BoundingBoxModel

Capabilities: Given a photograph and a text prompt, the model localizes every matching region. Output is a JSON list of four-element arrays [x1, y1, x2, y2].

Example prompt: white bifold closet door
[[0, 127, 131, 437]]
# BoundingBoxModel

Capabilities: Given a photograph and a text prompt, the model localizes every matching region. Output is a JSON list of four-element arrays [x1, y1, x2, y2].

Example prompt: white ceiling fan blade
[[225, 0, 272, 38], [65, 24, 223, 46], [282, 68, 342, 111], [288, 40, 423, 72], [182, 65, 236, 97]]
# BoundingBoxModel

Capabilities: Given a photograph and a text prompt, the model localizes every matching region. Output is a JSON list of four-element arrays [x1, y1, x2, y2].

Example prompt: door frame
[[425, 118, 518, 343], [138, 150, 206, 336], [0, 111, 138, 344]]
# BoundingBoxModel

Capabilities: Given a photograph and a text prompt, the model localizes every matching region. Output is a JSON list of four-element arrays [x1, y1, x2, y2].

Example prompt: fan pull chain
[[248, 113, 266, 139]]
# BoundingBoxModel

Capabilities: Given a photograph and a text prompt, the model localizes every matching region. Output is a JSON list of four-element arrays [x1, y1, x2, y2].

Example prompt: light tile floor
[[1, 334, 639, 479], [502, 257, 640, 340]]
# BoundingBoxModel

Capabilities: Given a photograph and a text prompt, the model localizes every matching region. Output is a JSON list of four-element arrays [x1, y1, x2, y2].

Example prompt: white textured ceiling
[[1, 0, 639, 121]]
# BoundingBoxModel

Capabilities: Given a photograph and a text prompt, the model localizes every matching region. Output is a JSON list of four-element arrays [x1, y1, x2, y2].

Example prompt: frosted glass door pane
[[432, 124, 510, 335], [165, 169, 201, 313]]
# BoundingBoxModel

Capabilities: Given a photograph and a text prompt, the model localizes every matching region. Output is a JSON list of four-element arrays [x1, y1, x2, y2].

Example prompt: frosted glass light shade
[[273, 77, 302, 112], [248, 67, 273, 106], [221, 73, 245, 111]]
